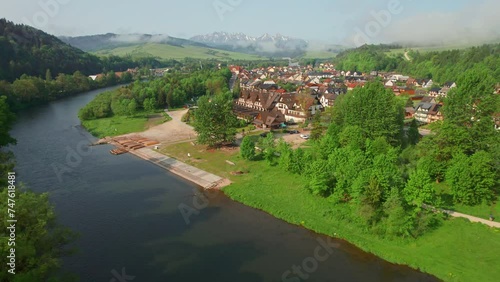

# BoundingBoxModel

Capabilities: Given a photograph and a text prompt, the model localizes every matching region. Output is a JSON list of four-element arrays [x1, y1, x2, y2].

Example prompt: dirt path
[[404, 51, 411, 61], [123, 109, 196, 144], [423, 204, 500, 228]]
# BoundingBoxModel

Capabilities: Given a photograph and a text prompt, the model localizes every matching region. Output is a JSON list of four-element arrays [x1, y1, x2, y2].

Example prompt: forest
[[0, 70, 133, 111], [78, 68, 232, 121], [334, 43, 500, 83]]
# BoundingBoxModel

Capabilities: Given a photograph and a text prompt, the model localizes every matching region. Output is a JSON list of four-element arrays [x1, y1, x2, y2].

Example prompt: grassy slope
[[301, 50, 338, 59], [93, 43, 265, 60], [160, 141, 500, 282]]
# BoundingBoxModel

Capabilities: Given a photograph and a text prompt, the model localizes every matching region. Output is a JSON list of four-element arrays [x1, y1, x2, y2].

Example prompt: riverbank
[[157, 140, 500, 282]]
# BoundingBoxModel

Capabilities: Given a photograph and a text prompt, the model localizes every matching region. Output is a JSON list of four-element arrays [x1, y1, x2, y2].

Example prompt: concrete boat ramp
[[129, 147, 229, 190]]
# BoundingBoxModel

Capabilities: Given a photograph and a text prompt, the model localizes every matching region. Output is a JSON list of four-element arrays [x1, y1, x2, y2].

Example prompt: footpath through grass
[[161, 141, 500, 282]]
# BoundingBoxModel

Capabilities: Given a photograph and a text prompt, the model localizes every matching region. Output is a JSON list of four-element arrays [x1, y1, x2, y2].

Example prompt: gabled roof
[[416, 102, 434, 111]]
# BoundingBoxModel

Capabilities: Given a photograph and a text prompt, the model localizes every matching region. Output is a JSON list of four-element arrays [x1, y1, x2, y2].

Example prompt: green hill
[[94, 43, 266, 61], [334, 43, 500, 83]]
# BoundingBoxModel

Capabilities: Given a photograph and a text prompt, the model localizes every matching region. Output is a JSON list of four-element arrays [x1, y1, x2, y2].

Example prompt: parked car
[[288, 130, 299, 134], [300, 134, 310, 139]]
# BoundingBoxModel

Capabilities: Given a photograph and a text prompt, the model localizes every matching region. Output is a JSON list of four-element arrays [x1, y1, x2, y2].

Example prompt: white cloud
[[382, 0, 499, 45]]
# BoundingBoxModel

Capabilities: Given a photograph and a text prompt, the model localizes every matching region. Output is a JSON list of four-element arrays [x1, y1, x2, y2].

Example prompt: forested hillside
[[0, 18, 102, 81], [397, 44, 500, 82], [335, 44, 500, 83], [334, 44, 402, 73]]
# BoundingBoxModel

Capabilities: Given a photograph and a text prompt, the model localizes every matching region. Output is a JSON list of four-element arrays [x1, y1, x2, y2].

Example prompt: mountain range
[[60, 32, 312, 58], [190, 32, 309, 57]]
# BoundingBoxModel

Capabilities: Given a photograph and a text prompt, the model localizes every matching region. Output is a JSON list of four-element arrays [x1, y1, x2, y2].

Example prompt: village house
[[429, 87, 441, 97], [414, 102, 434, 124], [320, 93, 339, 108], [414, 101, 443, 124]]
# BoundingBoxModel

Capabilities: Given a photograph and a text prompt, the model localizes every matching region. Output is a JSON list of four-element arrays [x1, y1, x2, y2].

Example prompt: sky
[[1, 0, 499, 46]]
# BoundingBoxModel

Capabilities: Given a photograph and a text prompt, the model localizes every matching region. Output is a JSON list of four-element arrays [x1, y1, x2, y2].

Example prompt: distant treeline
[[334, 44, 500, 83], [0, 70, 133, 111]]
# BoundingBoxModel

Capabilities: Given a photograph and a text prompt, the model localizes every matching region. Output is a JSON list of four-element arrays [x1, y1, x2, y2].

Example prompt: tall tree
[[441, 66, 499, 154], [446, 151, 497, 205], [310, 111, 324, 141], [240, 136, 256, 160], [0, 96, 16, 146], [407, 119, 420, 146], [333, 82, 405, 146], [193, 92, 238, 147]]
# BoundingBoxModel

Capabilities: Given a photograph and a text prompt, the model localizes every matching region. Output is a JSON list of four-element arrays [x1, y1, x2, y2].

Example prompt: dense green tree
[[306, 159, 334, 196], [382, 188, 411, 238], [277, 139, 293, 171], [446, 151, 497, 205], [310, 111, 324, 141], [258, 132, 277, 165], [240, 136, 256, 160], [407, 119, 420, 146], [127, 99, 138, 116], [403, 168, 437, 206], [338, 125, 365, 150], [333, 82, 405, 146], [0, 191, 77, 282], [441, 67, 499, 153], [289, 147, 305, 174], [143, 98, 156, 113], [193, 92, 238, 147], [0, 96, 16, 146]]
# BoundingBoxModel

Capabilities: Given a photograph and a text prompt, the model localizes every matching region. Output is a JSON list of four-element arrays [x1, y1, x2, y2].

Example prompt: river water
[[8, 86, 438, 281]]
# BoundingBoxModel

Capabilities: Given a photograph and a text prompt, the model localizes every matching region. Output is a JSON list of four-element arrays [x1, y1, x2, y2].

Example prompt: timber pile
[[108, 135, 159, 155]]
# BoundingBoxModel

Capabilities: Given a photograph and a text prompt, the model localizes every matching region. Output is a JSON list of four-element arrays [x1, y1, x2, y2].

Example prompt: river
[[8, 86, 439, 281]]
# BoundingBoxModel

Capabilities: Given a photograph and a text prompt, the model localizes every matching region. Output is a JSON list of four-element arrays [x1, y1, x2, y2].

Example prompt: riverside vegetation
[[157, 65, 499, 282]]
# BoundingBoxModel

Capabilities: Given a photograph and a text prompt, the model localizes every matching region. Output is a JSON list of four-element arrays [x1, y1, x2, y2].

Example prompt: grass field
[[94, 43, 266, 60], [301, 50, 338, 59], [81, 112, 168, 138], [160, 141, 500, 282]]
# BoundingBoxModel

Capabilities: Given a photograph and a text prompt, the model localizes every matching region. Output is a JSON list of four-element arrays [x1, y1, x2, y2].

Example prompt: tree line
[[79, 68, 232, 120], [0, 70, 133, 111], [334, 43, 500, 83]]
